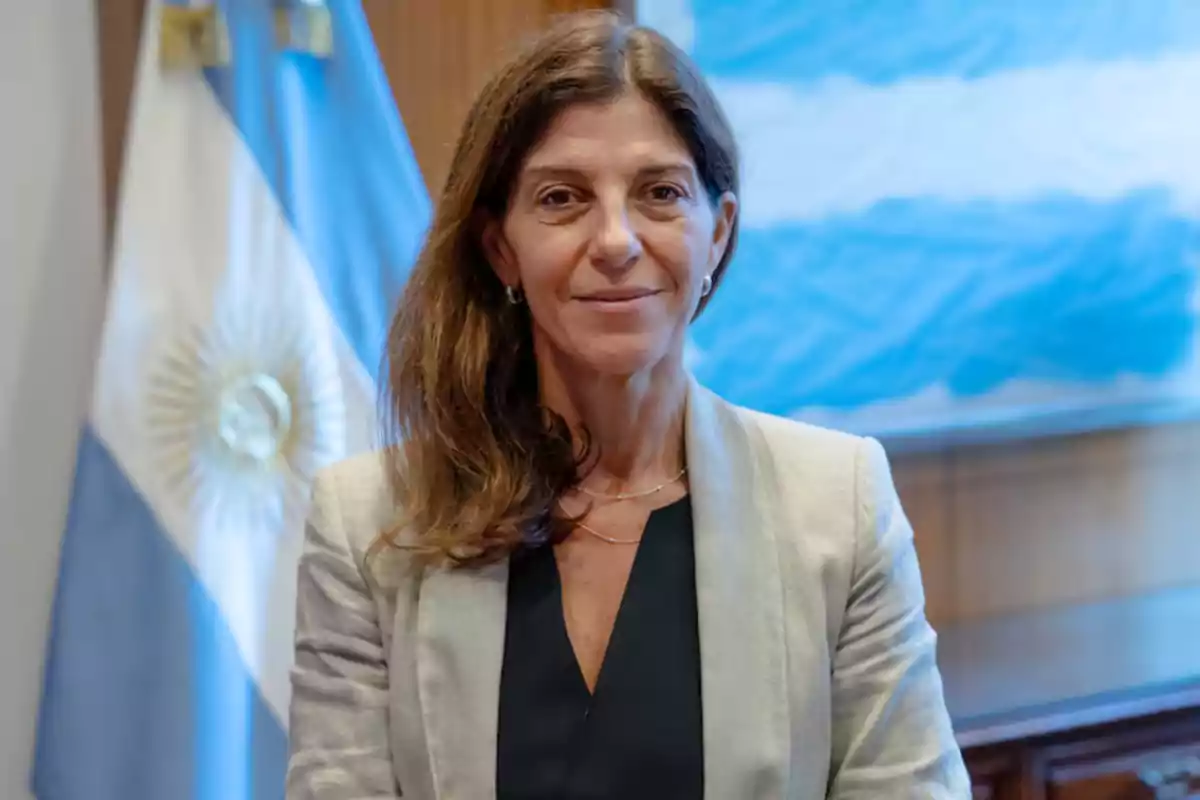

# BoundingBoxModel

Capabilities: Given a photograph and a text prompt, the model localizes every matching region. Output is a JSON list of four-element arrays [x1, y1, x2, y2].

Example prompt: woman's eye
[[647, 184, 684, 203], [538, 188, 578, 208]]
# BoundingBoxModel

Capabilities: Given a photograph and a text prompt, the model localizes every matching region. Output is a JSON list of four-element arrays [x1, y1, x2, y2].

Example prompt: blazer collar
[[416, 558, 508, 797], [685, 377, 790, 798], [415, 376, 789, 798]]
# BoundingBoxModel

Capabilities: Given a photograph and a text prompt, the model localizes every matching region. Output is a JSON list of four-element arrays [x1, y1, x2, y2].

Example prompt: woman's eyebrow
[[517, 161, 698, 191], [519, 165, 588, 184], [635, 163, 700, 191], [637, 161, 695, 178]]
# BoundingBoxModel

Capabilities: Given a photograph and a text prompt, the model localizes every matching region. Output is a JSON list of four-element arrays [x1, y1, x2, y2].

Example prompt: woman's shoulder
[[313, 448, 392, 502], [307, 449, 398, 554], [723, 401, 903, 545], [691, 379, 867, 474], [730, 402, 870, 480], [720, 400, 902, 527]]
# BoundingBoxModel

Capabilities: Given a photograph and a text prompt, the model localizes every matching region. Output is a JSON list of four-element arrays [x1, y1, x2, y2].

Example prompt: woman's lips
[[577, 287, 661, 305]]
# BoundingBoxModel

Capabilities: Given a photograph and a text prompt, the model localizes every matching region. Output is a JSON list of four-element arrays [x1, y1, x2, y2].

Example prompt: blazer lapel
[[416, 559, 508, 798], [686, 378, 791, 798]]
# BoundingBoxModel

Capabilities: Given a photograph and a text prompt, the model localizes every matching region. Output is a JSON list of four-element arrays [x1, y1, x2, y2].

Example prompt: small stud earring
[[699, 274, 713, 297], [505, 284, 524, 305]]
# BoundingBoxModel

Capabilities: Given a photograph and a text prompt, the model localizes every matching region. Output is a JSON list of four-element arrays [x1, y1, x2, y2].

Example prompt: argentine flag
[[647, 0, 1200, 446], [33, 0, 428, 797]]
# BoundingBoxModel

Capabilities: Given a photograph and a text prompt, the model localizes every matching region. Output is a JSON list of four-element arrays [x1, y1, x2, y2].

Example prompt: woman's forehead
[[520, 96, 695, 177]]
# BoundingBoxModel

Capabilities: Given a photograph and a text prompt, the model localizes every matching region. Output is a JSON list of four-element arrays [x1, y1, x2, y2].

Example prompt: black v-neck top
[[496, 496, 704, 799]]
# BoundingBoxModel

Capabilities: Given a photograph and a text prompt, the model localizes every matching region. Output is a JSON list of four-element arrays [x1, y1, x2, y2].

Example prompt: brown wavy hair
[[380, 10, 739, 568]]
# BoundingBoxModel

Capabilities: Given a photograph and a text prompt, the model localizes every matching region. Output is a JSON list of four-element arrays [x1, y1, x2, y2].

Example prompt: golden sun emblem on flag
[[144, 300, 346, 532]]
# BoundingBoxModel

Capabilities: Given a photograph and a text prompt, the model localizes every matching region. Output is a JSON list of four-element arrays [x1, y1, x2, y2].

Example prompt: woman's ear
[[708, 191, 738, 270], [478, 214, 519, 287]]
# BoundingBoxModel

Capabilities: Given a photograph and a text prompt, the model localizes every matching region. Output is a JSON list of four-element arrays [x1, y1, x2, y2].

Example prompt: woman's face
[[485, 92, 736, 378]]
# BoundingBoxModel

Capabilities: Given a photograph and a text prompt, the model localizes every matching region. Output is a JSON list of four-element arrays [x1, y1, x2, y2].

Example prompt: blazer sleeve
[[286, 470, 399, 800], [827, 437, 971, 799]]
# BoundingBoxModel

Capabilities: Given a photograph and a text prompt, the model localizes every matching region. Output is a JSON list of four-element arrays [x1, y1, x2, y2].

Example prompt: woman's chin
[[571, 336, 677, 377]]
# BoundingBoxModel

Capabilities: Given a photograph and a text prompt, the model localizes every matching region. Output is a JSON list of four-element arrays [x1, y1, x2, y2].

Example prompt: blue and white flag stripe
[[697, 192, 1198, 414], [678, 0, 1200, 85], [36, 430, 290, 800], [34, 0, 429, 797], [648, 0, 1200, 443], [204, 0, 428, 383], [717, 54, 1200, 229]]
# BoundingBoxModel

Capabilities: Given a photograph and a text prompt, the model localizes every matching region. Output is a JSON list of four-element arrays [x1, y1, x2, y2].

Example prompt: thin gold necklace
[[556, 500, 645, 545], [578, 465, 687, 501], [563, 468, 686, 545], [574, 521, 642, 545]]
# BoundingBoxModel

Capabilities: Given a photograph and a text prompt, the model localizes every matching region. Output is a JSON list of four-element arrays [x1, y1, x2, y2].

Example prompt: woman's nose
[[588, 201, 643, 274]]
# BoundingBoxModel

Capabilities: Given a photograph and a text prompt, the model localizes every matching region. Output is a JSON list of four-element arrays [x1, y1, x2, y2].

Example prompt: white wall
[[0, 0, 106, 795]]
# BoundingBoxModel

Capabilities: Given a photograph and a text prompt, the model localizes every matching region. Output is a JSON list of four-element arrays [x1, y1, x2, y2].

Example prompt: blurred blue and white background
[[642, 0, 1200, 446]]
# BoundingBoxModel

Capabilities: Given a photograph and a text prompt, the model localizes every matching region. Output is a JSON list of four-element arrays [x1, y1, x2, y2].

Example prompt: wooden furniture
[[940, 584, 1200, 798]]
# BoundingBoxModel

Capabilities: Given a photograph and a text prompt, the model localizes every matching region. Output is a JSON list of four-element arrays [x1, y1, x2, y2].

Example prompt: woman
[[287, 11, 969, 800]]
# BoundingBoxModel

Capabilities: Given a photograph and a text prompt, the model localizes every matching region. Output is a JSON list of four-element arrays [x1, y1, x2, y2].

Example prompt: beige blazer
[[286, 378, 971, 799]]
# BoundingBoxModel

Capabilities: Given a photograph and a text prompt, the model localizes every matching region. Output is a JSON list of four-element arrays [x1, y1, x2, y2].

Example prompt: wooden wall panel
[[894, 451, 957, 625], [96, 0, 146, 245], [896, 423, 1200, 626]]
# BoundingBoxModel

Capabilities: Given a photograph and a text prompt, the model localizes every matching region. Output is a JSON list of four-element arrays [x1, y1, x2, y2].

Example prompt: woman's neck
[[537, 349, 688, 493]]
